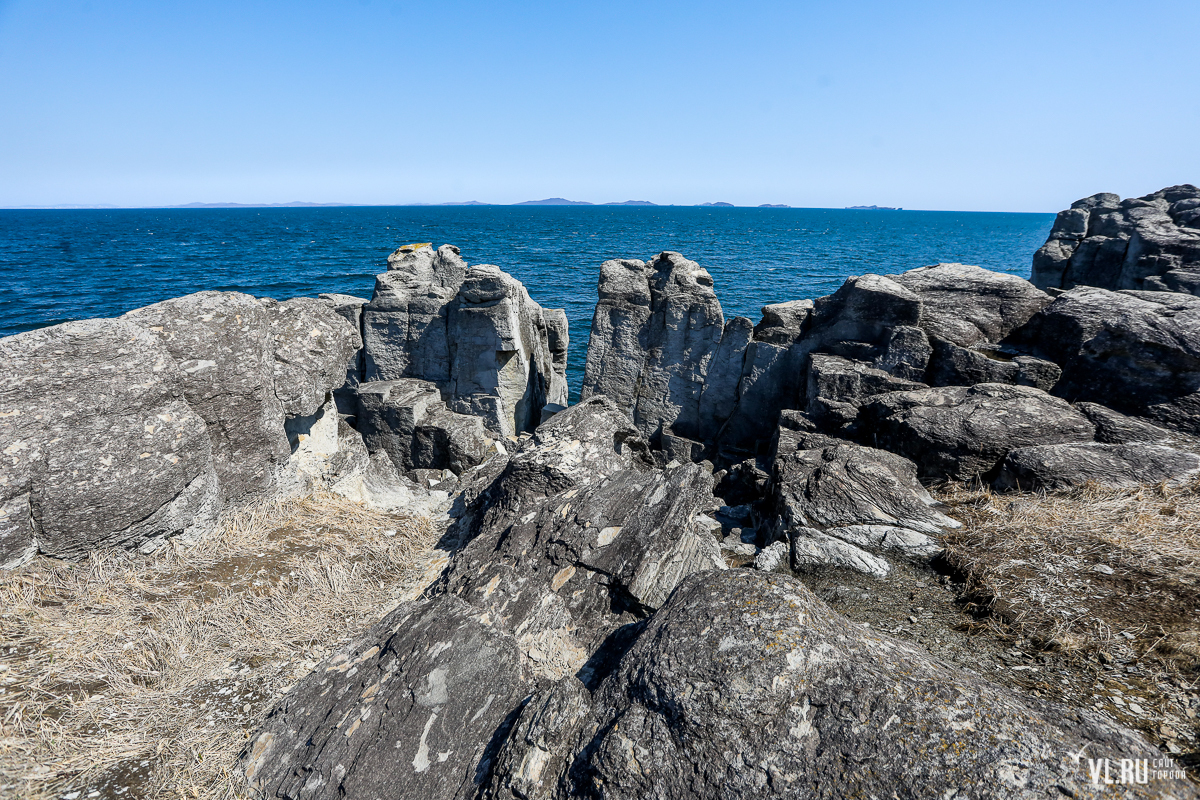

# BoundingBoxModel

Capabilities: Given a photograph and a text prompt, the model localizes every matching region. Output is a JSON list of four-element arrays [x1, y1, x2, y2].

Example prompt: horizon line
[[0, 201, 1056, 214]]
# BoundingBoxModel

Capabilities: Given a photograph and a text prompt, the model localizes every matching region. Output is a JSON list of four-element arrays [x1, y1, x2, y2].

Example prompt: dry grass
[[938, 477, 1200, 667], [0, 492, 444, 800]]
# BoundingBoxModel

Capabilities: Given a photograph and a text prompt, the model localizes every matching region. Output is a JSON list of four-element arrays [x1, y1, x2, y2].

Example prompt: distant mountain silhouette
[[171, 202, 351, 208], [439, 201, 490, 206], [758, 204, 791, 208], [515, 198, 594, 206], [698, 202, 735, 207], [603, 200, 657, 206], [846, 205, 902, 210]]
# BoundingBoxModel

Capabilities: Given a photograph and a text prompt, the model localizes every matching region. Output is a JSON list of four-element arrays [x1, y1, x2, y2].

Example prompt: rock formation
[[361, 243, 566, 438], [0, 320, 220, 568], [1006, 287, 1200, 436], [1033, 184, 1200, 294]]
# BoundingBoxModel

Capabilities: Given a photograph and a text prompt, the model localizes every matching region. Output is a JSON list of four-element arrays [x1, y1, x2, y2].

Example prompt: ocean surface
[[0, 206, 1054, 400]]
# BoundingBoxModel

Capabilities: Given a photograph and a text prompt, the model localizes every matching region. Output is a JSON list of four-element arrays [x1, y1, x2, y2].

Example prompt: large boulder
[[263, 296, 361, 418], [433, 461, 725, 678], [995, 442, 1200, 491], [1032, 185, 1200, 294], [770, 424, 958, 576], [0, 320, 220, 566], [362, 243, 564, 436], [355, 379, 492, 476], [361, 243, 468, 383], [805, 353, 926, 431], [925, 338, 1061, 391], [553, 570, 1194, 800], [447, 265, 559, 436], [859, 383, 1096, 481], [1007, 287, 1200, 435], [582, 252, 733, 448], [317, 293, 369, 416], [242, 594, 539, 800], [123, 291, 290, 502], [891, 262, 1052, 347]]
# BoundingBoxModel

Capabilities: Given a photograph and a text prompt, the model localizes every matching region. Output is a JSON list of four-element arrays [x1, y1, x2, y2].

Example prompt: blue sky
[[0, 0, 1196, 211]]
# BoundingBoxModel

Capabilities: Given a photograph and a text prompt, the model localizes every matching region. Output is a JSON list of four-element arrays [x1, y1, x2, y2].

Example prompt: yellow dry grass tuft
[[938, 477, 1200, 666], [0, 491, 443, 800]]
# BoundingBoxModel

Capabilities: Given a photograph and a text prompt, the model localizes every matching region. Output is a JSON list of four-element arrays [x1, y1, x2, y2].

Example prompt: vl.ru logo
[[1067, 743, 1185, 787], [1086, 758, 1149, 786]]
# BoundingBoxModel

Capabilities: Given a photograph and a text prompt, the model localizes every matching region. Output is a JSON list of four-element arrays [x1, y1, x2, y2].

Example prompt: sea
[[0, 206, 1055, 401]]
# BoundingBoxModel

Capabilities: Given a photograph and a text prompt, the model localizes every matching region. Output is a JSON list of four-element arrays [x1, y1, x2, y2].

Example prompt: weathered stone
[[355, 379, 491, 476], [872, 324, 933, 381], [242, 594, 538, 800], [557, 570, 1193, 800], [697, 316, 752, 440], [859, 383, 1097, 481], [123, 291, 289, 502], [0, 319, 219, 566], [995, 443, 1200, 491], [925, 338, 1061, 391], [1006, 287, 1200, 435], [790, 526, 891, 578], [715, 338, 806, 456], [448, 265, 558, 436], [892, 262, 1052, 347], [1033, 185, 1200, 294], [361, 243, 468, 383], [805, 353, 926, 430], [318, 293, 369, 416], [579, 259, 652, 412], [809, 273, 922, 345], [1075, 402, 1191, 446], [752, 299, 812, 344], [543, 307, 569, 409], [772, 425, 959, 537], [432, 461, 724, 678], [264, 297, 362, 418]]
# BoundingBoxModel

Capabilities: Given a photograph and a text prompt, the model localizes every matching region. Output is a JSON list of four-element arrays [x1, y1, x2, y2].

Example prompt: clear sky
[[1, 0, 1196, 211]]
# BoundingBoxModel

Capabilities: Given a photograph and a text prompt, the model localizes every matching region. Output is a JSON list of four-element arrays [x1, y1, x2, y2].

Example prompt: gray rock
[[925, 338, 1061, 391], [447, 265, 558, 436], [715, 338, 807, 456], [860, 383, 1097, 481], [355, 379, 491, 476], [805, 353, 926, 431], [1006, 287, 1200, 435], [633, 252, 727, 443], [318, 293, 369, 416], [482, 677, 591, 800], [809, 273, 922, 346], [752, 299, 813, 344], [0, 319, 219, 566], [771, 423, 958, 537], [579, 259, 653, 413], [263, 297, 361, 418], [1075, 401, 1192, 446], [543, 308, 569, 409], [789, 526, 892, 578], [995, 442, 1200, 491], [697, 316, 752, 441], [361, 243, 468, 383], [558, 570, 1193, 800], [892, 262, 1052, 347], [432, 461, 725, 678], [1033, 184, 1200, 294], [123, 291, 289, 502], [242, 594, 538, 800], [752, 539, 790, 573]]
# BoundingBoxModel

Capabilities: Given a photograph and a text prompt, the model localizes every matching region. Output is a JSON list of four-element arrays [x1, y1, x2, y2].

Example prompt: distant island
[[604, 200, 657, 206], [846, 205, 902, 210], [698, 202, 734, 207], [515, 198, 594, 206], [758, 204, 790, 208], [171, 201, 352, 209]]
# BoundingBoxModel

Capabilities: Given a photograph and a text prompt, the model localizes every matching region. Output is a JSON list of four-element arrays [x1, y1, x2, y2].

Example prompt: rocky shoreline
[[3, 185, 1200, 798]]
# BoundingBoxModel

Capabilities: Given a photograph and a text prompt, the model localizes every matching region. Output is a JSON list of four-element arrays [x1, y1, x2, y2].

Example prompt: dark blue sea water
[[0, 206, 1054, 400]]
